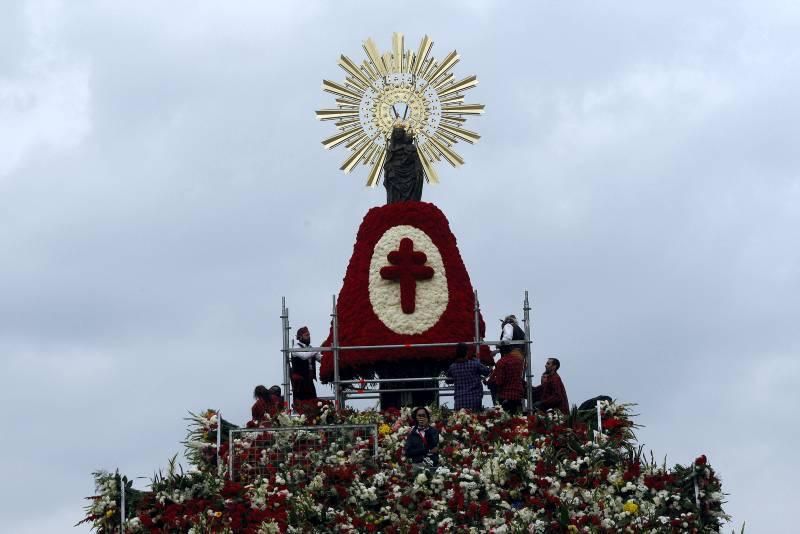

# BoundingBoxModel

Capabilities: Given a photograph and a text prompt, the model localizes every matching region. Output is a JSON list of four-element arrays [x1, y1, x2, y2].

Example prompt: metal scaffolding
[[280, 290, 534, 411]]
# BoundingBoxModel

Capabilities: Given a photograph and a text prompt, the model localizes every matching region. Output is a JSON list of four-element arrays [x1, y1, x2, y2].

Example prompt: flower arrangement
[[81, 401, 729, 532], [318, 201, 494, 382]]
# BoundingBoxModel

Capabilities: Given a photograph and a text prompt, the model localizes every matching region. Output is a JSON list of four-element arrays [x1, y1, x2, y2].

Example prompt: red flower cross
[[379, 237, 434, 313]]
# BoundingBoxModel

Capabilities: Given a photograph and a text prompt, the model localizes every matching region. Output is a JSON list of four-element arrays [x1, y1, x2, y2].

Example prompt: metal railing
[[226, 424, 378, 482], [280, 290, 535, 411]]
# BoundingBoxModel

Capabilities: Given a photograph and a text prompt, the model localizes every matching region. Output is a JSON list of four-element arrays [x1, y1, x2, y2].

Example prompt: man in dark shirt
[[446, 343, 490, 411], [532, 357, 569, 414]]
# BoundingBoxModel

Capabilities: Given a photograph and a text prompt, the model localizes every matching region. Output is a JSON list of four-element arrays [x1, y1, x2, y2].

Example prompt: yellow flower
[[214, 511, 222, 518], [623, 500, 639, 514], [105, 509, 115, 518], [567, 526, 579, 533], [378, 423, 392, 436]]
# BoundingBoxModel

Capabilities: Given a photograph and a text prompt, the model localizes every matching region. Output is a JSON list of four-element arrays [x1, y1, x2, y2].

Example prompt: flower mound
[[319, 201, 493, 382], [81, 403, 729, 533]]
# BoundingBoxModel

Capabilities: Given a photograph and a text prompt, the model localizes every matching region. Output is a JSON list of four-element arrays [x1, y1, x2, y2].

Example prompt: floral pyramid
[[81, 402, 729, 532]]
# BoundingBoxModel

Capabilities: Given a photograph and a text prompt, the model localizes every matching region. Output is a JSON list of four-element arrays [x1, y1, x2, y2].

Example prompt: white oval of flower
[[368, 225, 448, 335]]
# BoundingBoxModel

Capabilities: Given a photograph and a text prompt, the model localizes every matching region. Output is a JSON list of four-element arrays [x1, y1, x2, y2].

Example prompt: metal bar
[[339, 376, 445, 384], [279, 340, 525, 352], [344, 391, 472, 400], [216, 410, 222, 477], [524, 290, 534, 412], [332, 295, 342, 410], [232, 424, 376, 433], [281, 298, 291, 409], [473, 289, 481, 363], [347, 386, 454, 394], [228, 429, 234, 481], [120, 476, 126, 533]]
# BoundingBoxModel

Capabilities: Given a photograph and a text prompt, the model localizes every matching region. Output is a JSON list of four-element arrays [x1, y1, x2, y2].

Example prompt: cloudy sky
[[2, 1, 798, 531]]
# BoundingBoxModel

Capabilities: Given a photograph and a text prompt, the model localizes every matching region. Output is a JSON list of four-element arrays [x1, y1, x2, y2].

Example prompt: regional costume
[[499, 319, 526, 357], [487, 317, 527, 413], [291, 340, 322, 402], [533, 371, 569, 414], [404, 424, 440, 467], [488, 351, 525, 413]]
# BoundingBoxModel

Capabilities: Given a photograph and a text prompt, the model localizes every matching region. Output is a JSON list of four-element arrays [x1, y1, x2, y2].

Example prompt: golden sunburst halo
[[316, 33, 485, 187]]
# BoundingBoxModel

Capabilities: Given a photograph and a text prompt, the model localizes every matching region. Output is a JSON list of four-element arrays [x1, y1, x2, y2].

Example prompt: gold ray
[[344, 131, 368, 149], [433, 73, 455, 91], [435, 129, 459, 144], [422, 141, 441, 161], [439, 94, 465, 105], [428, 134, 464, 167], [361, 143, 379, 165], [365, 146, 387, 186], [322, 79, 362, 101], [363, 38, 387, 76], [421, 59, 437, 80], [339, 55, 372, 87], [438, 122, 481, 144], [340, 135, 376, 173], [438, 75, 478, 98], [316, 109, 360, 120], [433, 131, 454, 146], [335, 117, 360, 128], [440, 116, 467, 124], [361, 60, 380, 81], [345, 77, 367, 92], [418, 144, 440, 183], [335, 96, 360, 106], [412, 35, 433, 77], [321, 127, 363, 149], [442, 104, 485, 115], [427, 51, 460, 84], [392, 33, 404, 73], [439, 117, 467, 128], [382, 52, 393, 74], [369, 143, 384, 164]]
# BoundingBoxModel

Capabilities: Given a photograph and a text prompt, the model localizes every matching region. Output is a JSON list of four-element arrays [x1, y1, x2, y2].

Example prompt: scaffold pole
[[473, 289, 481, 361], [281, 297, 291, 409], [331, 294, 343, 409], [523, 290, 533, 412]]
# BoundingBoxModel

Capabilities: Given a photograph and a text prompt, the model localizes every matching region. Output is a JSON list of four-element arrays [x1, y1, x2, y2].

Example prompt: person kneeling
[[531, 357, 569, 414]]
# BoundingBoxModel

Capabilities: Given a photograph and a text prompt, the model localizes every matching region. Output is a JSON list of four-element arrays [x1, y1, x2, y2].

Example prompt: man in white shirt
[[290, 326, 322, 405]]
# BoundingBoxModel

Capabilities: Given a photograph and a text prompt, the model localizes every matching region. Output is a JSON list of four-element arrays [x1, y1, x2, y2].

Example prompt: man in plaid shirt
[[488, 344, 525, 414], [446, 343, 491, 411]]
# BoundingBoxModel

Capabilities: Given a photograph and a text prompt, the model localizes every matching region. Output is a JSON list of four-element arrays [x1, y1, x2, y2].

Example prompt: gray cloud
[[2, 1, 798, 531]]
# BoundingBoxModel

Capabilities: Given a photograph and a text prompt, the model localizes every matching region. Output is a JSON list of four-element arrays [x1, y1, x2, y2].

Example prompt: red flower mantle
[[319, 201, 492, 381]]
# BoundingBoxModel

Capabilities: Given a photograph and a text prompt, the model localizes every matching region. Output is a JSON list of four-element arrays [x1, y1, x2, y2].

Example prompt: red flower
[[695, 454, 707, 466], [603, 417, 626, 430]]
